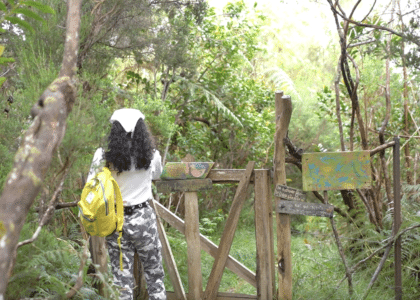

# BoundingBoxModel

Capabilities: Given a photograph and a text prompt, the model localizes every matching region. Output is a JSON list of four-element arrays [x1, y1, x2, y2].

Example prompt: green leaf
[[0, 2, 7, 12], [7, 0, 14, 7], [14, 8, 44, 22], [5, 16, 34, 32], [0, 57, 15, 64], [21, 1, 55, 14], [0, 77, 6, 87]]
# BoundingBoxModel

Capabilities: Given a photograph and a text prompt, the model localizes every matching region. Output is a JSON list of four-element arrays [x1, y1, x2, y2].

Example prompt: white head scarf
[[109, 108, 145, 134]]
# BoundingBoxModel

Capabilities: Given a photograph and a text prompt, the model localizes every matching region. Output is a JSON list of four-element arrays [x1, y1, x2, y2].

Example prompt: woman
[[88, 108, 166, 300]]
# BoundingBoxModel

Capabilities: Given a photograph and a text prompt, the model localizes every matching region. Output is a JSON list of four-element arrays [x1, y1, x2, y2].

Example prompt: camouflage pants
[[106, 203, 166, 300]]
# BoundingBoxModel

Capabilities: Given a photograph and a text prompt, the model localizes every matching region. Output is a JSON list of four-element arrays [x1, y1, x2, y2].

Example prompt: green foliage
[[6, 223, 97, 299], [0, 0, 53, 88], [0, 0, 54, 32], [199, 208, 226, 236], [3, 0, 420, 298]]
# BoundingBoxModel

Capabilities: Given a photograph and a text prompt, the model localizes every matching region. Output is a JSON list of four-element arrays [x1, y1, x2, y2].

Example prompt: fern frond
[[5, 16, 34, 33], [176, 77, 243, 127], [14, 8, 44, 23], [264, 67, 302, 102], [21, 1, 55, 14], [237, 50, 254, 70]]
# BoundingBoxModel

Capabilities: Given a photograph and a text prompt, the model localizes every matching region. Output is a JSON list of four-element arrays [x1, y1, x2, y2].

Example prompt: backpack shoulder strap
[[111, 176, 124, 271], [112, 178, 124, 232]]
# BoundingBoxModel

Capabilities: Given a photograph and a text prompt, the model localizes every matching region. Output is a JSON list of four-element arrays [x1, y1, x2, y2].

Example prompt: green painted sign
[[302, 151, 371, 191]]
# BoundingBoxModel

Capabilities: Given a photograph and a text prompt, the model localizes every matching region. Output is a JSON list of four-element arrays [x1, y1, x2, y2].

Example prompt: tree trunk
[[0, 0, 82, 296]]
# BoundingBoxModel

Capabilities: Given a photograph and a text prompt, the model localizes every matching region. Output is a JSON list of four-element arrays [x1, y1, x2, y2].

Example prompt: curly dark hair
[[104, 119, 155, 174]]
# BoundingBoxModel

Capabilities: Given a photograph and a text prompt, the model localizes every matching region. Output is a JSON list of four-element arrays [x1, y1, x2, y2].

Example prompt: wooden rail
[[153, 165, 274, 300]]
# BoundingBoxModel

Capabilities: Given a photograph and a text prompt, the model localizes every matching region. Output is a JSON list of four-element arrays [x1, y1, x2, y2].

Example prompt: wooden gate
[[152, 161, 275, 300]]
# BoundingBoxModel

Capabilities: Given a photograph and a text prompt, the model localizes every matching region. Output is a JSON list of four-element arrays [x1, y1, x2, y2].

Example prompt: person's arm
[[87, 148, 105, 181], [151, 150, 163, 180]]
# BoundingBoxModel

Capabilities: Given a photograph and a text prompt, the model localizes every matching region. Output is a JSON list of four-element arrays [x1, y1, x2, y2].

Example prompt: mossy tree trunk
[[0, 0, 82, 296]]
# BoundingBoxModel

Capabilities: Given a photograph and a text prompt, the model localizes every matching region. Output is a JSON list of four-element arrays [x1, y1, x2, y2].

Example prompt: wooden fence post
[[182, 155, 203, 300], [273, 91, 293, 300], [254, 169, 275, 299]]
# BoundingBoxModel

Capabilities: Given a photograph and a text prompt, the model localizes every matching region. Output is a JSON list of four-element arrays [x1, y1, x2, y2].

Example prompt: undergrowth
[[6, 185, 420, 299], [6, 220, 114, 300]]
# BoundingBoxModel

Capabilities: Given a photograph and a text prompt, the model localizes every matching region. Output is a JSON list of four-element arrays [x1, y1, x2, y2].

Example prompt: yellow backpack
[[78, 167, 124, 270]]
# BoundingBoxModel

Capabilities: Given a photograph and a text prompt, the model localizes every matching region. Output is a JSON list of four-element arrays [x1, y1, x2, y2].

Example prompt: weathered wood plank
[[167, 291, 257, 299], [149, 200, 186, 300], [274, 92, 293, 300], [274, 185, 306, 201], [153, 200, 257, 287], [204, 161, 255, 300], [185, 192, 203, 300], [254, 170, 274, 300], [155, 178, 212, 193], [276, 200, 334, 218], [155, 168, 264, 184], [207, 169, 255, 183]]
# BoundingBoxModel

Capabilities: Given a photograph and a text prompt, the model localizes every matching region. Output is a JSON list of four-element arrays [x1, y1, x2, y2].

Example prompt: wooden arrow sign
[[276, 200, 334, 218], [274, 185, 306, 201]]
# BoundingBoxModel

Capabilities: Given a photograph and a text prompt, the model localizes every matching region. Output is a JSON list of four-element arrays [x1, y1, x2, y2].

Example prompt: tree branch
[[0, 0, 82, 295], [326, 190, 353, 296], [334, 56, 346, 151], [369, 141, 395, 156], [328, 0, 420, 47]]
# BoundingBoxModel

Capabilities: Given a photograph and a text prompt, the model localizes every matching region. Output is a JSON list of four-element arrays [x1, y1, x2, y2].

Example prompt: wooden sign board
[[160, 162, 214, 180], [276, 200, 334, 218], [155, 178, 212, 193], [274, 185, 306, 201], [302, 151, 371, 191]]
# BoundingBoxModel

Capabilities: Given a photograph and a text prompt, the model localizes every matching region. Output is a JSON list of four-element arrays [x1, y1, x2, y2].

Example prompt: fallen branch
[[356, 188, 380, 231], [362, 243, 393, 300], [66, 237, 90, 298], [17, 162, 72, 248], [330, 210, 353, 295], [335, 224, 420, 292], [34, 201, 79, 212]]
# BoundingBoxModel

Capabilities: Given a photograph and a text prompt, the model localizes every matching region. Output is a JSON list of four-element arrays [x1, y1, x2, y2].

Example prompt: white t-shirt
[[87, 148, 162, 206]]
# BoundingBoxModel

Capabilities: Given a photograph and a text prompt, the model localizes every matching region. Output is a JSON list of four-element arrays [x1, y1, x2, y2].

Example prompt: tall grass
[[7, 187, 420, 299]]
